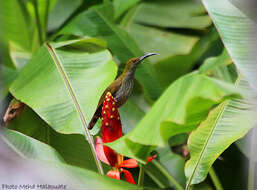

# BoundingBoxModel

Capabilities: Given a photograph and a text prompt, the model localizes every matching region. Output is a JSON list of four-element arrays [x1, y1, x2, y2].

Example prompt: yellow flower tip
[[117, 117, 120, 120], [110, 115, 114, 119], [105, 122, 109, 126], [112, 102, 115, 105], [106, 92, 112, 96], [103, 111, 106, 114], [106, 98, 110, 102], [112, 108, 115, 111], [105, 105, 108, 109]]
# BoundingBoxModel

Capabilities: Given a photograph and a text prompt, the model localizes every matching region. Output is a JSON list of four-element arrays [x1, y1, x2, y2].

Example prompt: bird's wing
[[96, 79, 122, 109]]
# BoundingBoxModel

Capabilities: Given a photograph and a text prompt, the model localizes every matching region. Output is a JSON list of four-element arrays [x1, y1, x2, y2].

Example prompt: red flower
[[96, 92, 155, 184]]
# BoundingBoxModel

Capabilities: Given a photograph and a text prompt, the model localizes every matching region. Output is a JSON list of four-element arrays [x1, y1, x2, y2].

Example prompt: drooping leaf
[[199, 48, 232, 75], [0, 0, 31, 51], [48, 0, 83, 31], [113, 0, 139, 19], [107, 73, 241, 162], [8, 42, 32, 69], [203, 0, 257, 92], [185, 77, 257, 186], [10, 38, 117, 135], [0, 66, 18, 101], [132, 0, 212, 29], [123, 22, 199, 64], [0, 129, 140, 190], [59, 2, 162, 101], [6, 106, 106, 172], [199, 48, 233, 82], [154, 27, 220, 88], [1, 128, 65, 163]]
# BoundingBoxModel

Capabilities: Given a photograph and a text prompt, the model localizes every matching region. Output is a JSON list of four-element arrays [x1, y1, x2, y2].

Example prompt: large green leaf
[[113, 0, 139, 19], [107, 73, 241, 162], [59, 2, 162, 101], [123, 22, 199, 64], [7, 106, 101, 171], [133, 0, 212, 29], [10, 38, 116, 135], [0, 129, 140, 190], [48, 0, 83, 31], [119, 0, 215, 88], [203, 0, 257, 92], [154, 27, 220, 88], [1, 128, 65, 163], [0, 0, 31, 51], [185, 77, 257, 187]]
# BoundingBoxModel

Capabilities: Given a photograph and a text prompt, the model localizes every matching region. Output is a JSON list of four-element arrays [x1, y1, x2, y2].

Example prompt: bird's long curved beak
[[138, 53, 159, 63]]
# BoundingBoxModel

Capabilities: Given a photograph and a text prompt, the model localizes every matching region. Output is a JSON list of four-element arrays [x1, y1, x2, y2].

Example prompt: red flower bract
[[101, 92, 122, 167], [96, 92, 155, 184]]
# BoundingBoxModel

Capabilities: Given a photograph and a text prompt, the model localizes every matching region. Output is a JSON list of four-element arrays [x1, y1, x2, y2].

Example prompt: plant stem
[[248, 127, 257, 190], [32, 0, 43, 44], [209, 167, 223, 190], [138, 165, 145, 186], [152, 160, 184, 190], [46, 43, 104, 175]]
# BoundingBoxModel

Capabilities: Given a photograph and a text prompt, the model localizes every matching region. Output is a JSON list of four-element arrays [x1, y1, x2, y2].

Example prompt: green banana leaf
[[202, 0, 257, 92], [107, 72, 241, 162], [133, 0, 211, 29], [113, 0, 139, 19], [0, 129, 140, 190], [1, 128, 65, 162], [47, 0, 83, 31], [10, 38, 117, 135], [0, 0, 31, 51], [199, 48, 233, 83], [59, 2, 162, 101], [0, 66, 18, 101], [6, 106, 101, 172], [185, 77, 257, 187], [120, 1, 201, 63], [199, 49, 232, 75], [120, 0, 216, 88]]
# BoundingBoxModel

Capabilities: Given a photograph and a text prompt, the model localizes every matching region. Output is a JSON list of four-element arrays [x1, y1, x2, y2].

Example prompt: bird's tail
[[88, 106, 101, 129]]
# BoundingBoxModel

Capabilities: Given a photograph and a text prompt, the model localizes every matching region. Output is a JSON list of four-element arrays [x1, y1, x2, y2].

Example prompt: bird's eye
[[132, 59, 138, 63]]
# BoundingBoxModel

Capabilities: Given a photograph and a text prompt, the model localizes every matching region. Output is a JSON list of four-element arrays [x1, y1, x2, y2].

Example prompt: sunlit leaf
[[1, 129, 140, 190], [107, 73, 241, 162], [7, 106, 106, 172], [10, 39, 117, 134], [59, 2, 162, 101], [2, 128, 65, 162], [185, 77, 257, 186], [48, 0, 83, 31], [0, 0, 31, 51], [133, 0, 211, 29], [203, 0, 257, 92], [113, 0, 139, 19]]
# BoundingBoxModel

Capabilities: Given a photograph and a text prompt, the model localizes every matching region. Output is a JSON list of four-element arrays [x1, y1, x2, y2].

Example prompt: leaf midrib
[[45, 43, 104, 174], [186, 101, 228, 188]]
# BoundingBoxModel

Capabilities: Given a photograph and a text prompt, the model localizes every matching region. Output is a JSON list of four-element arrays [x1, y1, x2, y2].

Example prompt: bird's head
[[125, 53, 159, 71]]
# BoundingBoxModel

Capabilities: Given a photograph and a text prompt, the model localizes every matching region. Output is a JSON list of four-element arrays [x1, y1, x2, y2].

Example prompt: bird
[[88, 53, 158, 129]]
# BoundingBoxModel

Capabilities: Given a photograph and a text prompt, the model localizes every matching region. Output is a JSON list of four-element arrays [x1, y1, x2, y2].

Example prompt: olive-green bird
[[88, 53, 158, 129]]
